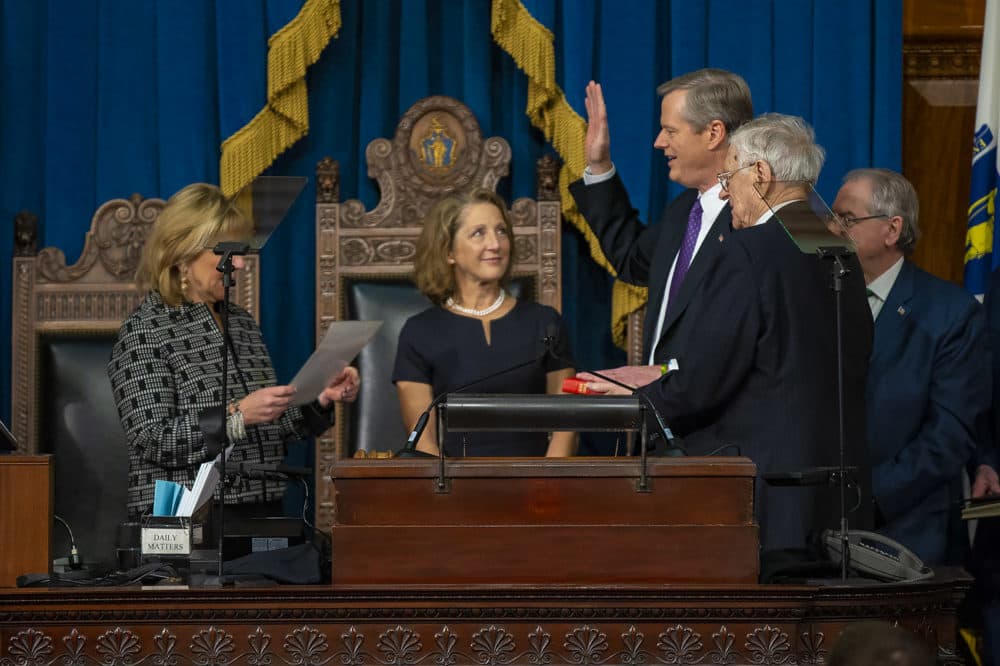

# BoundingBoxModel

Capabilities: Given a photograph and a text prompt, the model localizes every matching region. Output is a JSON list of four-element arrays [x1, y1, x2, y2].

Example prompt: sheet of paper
[[176, 444, 234, 517], [289, 320, 381, 405]]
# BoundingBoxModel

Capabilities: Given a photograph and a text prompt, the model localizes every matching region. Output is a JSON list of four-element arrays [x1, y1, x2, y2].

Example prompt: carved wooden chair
[[10, 199, 259, 568], [314, 95, 562, 523], [626, 308, 646, 366]]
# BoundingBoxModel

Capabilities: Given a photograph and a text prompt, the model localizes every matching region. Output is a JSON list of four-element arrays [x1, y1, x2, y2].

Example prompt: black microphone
[[542, 323, 685, 457], [396, 330, 552, 458]]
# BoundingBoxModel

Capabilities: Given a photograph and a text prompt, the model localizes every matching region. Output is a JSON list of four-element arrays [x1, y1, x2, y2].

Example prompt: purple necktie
[[667, 197, 703, 306]]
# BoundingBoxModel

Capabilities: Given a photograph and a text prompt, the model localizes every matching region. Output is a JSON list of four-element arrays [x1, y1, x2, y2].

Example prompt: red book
[[561, 378, 592, 394]]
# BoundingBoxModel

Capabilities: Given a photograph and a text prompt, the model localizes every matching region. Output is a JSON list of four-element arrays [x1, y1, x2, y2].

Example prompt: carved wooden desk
[[0, 574, 969, 664]]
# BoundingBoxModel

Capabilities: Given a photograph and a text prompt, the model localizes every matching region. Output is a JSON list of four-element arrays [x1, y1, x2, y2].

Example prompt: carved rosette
[[745, 625, 795, 664]]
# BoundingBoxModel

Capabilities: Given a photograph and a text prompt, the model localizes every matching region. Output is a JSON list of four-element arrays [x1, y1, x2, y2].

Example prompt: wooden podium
[[0, 455, 52, 587], [329, 457, 759, 586]]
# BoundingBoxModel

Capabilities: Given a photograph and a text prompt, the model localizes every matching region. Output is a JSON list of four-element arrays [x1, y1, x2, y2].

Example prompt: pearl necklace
[[446, 290, 505, 317]]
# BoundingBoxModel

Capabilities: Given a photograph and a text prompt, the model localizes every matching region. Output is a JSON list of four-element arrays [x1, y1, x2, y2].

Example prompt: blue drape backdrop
[[1, 1, 901, 451]]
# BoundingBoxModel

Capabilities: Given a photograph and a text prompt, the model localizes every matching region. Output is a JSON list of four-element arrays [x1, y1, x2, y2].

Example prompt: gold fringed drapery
[[490, 0, 647, 350], [219, 0, 342, 197]]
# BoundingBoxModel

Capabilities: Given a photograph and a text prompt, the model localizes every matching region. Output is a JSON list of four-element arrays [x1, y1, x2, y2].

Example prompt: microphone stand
[[817, 246, 852, 580], [206, 240, 250, 586]]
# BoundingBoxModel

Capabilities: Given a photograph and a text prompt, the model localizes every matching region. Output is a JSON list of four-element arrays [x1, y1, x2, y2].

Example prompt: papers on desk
[[962, 496, 1000, 520], [153, 445, 233, 518], [289, 320, 381, 406]]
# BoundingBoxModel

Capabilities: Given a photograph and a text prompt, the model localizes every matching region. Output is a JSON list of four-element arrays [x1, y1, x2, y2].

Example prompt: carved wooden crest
[[340, 96, 512, 229]]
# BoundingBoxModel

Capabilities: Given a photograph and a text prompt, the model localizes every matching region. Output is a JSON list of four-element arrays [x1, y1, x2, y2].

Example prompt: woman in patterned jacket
[[108, 183, 359, 521]]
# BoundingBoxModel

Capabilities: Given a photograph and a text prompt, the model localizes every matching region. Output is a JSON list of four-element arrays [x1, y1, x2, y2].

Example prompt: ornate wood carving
[[317, 156, 340, 203], [536, 154, 560, 201], [904, 40, 981, 78], [627, 307, 646, 366], [0, 579, 967, 665], [13, 211, 37, 257], [35, 194, 162, 283]]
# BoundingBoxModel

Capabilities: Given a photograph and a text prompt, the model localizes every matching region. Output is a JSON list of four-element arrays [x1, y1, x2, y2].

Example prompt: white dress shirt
[[866, 256, 904, 320]]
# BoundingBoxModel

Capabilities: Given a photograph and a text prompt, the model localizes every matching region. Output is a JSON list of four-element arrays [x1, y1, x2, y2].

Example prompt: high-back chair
[[313, 95, 562, 527], [10, 197, 260, 569]]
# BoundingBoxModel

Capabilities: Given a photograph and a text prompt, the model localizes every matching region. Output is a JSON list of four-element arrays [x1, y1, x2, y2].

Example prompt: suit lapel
[[872, 260, 914, 366], [643, 190, 697, 354], [662, 205, 731, 326], [650, 205, 732, 353]]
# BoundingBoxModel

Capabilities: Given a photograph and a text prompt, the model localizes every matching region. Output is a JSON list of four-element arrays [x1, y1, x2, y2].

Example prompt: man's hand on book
[[972, 464, 1000, 498]]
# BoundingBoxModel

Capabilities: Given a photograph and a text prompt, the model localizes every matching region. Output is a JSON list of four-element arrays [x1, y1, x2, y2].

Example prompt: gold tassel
[[491, 0, 646, 349], [220, 0, 342, 197]]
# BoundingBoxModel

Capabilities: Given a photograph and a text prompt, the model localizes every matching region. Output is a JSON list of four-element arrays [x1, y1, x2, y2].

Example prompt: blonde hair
[[136, 183, 252, 306], [414, 189, 515, 305]]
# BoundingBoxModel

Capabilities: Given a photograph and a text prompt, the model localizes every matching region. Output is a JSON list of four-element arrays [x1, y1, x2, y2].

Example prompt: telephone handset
[[821, 529, 933, 582]]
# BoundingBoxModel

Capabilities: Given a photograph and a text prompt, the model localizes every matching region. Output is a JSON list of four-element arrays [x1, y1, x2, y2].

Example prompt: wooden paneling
[[905, 0, 984, 39], [0, 455, 51, 587], [903, 82, 978, 283], [903, 0, 985, 284], [330, 458, 759, 586]]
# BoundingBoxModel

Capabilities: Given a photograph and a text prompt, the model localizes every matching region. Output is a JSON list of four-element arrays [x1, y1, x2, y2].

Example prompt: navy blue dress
[[392, 300, 573, 457]]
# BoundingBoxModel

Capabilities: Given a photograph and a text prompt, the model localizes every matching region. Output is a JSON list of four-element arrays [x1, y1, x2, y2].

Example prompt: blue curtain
[[0, 0, 901, 444]]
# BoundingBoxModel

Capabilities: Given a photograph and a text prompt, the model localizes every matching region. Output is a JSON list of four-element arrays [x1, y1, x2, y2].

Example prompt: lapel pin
[[718, 234, 724, 242], [897, 306, 906, 316]]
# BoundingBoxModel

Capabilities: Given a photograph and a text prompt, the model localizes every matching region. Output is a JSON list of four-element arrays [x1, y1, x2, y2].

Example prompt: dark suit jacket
[[569, 173, 731, 362], [638, 218, 874, 552], [868, 260, 989, 565], [982, 267, 1000, 471]]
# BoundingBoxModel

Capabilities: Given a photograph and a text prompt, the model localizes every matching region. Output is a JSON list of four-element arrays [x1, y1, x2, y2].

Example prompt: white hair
[[729, 113, 825, 183]]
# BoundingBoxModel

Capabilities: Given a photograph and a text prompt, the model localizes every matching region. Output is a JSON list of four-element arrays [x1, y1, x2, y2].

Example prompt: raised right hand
[[584, 81, 613, 175], [238, 385, 297, 425]]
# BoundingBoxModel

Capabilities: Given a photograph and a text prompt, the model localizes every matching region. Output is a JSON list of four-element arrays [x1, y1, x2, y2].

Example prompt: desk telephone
[[821, 529, 933, 582]]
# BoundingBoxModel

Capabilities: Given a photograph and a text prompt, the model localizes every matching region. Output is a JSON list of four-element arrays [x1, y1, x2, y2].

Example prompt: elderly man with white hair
[[579, 113, 873, 555]]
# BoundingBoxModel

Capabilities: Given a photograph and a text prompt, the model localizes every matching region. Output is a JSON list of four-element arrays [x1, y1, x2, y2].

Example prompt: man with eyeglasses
[[569, 69, 752, 379], [578, 114, 873, 556], [831, 168, 990, 566]]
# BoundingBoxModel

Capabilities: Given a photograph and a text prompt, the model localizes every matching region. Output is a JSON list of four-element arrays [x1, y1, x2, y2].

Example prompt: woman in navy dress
[[393, 189, 576, 457]]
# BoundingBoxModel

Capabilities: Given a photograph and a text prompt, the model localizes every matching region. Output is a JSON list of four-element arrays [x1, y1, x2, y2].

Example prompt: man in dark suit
[[581, 114, 873, 552], [569, 69, 753, 374], [831, 168, 990, 565]]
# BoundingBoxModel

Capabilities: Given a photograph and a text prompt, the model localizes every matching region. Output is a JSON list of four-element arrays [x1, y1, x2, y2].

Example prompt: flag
[[966, 0, 1000, 297]]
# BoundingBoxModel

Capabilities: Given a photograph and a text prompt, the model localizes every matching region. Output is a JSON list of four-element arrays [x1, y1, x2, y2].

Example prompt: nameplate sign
[[141, 525, 192, 555]]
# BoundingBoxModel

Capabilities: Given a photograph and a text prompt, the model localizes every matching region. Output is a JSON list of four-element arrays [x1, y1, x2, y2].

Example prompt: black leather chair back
[[347, 281, 431, 454], [39, 335, 127, 569]]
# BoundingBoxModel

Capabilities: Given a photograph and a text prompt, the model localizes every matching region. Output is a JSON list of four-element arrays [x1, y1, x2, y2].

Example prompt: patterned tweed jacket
[[108, 292, 331, 520]]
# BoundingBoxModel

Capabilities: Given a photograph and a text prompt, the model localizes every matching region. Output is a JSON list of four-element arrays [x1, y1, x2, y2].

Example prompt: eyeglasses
[[716, 163, 756, 191], [837, 214, 889, 228]]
